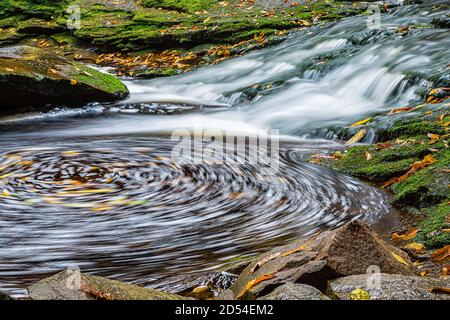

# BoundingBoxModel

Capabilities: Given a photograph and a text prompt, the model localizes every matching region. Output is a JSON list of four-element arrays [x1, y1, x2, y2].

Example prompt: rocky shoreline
[[1, 220, 448, 300]]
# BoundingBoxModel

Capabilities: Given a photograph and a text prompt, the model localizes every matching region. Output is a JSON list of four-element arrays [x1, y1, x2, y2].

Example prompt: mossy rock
[[28, 269, 187, 300], [0, 45, 129, 114]]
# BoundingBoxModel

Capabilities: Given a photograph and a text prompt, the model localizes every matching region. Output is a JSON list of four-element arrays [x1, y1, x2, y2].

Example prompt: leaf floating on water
[[350, 117, 371, 127], [62, 150, 81, 157], [391, 228, 419, 241], [192, 285, 210, 294], [235, 274, 275, 300], [345, 129, 366, 145], [349, 288, 370, 300], [387, 107, 414, 115], [431, 245, 450, 262], [391, 251, 408, 266]]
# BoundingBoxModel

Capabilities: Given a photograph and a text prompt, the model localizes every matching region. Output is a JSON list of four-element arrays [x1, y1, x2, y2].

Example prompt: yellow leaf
[[350, 117, 372, 127], [192, 286, 209, 294], [427, 133, 440, 144], [404, 242, 426, 254], [203, 17, 211, 24], [349, 288, 370, 300], [391, 251, 408, 266], [346, 129, 366, 145], [70, 79, 78, 85], [365, 151, 373, 161]]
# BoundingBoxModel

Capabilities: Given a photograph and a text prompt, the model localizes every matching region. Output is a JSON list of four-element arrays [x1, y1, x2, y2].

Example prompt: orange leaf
[[431, 245, 450, 262], [391, 228, 419, 241], [427, 133, 440, 144], [235, 274, 276, 300]]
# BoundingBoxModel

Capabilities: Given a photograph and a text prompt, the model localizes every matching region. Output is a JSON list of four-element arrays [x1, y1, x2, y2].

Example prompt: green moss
[[391, 149, 450, 208], [321, 105, 450, 248], [141, 0, 216, 13], [417, 203, 450, 248], [70, 61, 128, 94]]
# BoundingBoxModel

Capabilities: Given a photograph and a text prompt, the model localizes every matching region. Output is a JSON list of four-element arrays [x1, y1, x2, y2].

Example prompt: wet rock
[[327, 274, 450, 300], [28, 269, 186, 300], [151, 272, 238, 300], [0, 46, 129, 114], [257, 283, 330, 300], [224, 220, 415, 300], [0, 291, 12, 300], [431, 16, 450, 29]]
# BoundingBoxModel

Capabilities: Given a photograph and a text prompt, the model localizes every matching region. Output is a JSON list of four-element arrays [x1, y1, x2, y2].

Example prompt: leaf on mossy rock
[[382, 154, 436, 188], [427, 133, 440, 144], [391, 228, 419, 242], [431, 245, 450, 262], [346, 129, 366, 145], [388, 107, 414, 115]]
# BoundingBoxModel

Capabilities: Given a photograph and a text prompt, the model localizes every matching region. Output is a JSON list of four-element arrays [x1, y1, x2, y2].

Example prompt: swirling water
[[0, 2, 449, 296]]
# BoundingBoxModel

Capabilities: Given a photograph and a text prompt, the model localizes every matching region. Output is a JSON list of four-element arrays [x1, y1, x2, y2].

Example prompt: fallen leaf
[[391, 251, 409, 266], [404, 242, 426, 254], [388, 107, 413, 115], [203, 17, 211, 24], [382, 154, 436, 188], [391, 228, 419, 241], [80, 284, 113, 300], [250, 232, 320, 274], [427, 133, 440, 144], [430, 287, 450, 294], [192, 285, 210, 294], [431, 245, 450, 262], [235, 274, 276, 300], [419, 271, 429, 277], [70, 79, 78, 85], [346, 129, 366, 145], [365, 151, 373, 161], [349, 288, 370, 300], [350, 117, 372, 127]]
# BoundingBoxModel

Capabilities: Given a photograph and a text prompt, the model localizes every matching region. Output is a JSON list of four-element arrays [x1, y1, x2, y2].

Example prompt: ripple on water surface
[[0, 137, 394, 297]]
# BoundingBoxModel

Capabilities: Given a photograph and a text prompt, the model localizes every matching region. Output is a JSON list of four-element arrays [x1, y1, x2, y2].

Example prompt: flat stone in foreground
[[327, 274, 450, 300], [258, 283, 330, 300], [28, 270, 186, 300]]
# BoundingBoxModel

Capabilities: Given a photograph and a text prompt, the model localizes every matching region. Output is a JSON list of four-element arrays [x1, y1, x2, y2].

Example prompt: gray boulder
[[223, 220, 415, 300], [258, 283, 330, 300], [28, 269, 186, 300], [327, 274, 450, 300]]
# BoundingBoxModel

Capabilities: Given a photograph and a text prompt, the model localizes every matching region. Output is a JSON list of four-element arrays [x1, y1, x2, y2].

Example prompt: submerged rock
[[224, 220, 415, 300], [28, 269, 186, 300], [327, 274, 450, 300], [257, 283, 330, 300], [0, 46, 129, 114], [0, 290, 12, 300]]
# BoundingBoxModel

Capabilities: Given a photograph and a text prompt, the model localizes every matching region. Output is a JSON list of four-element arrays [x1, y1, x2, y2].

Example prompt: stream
[[0, 1, 449, 297]]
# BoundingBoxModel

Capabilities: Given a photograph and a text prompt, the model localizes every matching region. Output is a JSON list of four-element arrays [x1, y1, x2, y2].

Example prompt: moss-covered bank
[[0, 0, 374, 76], [319, 95, 450, 248]]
